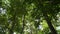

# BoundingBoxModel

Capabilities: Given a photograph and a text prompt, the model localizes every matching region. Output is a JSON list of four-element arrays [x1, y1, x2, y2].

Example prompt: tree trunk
[[9, 8, 17, 34], [9, 14, 16, 34], [43, 14, 57, 34], [46, 19, 57, 34], [21, 15, 25, 34], [0, 0, 2, 7]]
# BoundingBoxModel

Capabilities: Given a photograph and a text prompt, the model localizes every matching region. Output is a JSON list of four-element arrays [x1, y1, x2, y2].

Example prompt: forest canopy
[[0, 0, 60, 34]]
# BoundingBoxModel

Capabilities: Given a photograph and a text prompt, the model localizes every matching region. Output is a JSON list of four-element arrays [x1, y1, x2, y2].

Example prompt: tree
[[0, 0, 60, 34]]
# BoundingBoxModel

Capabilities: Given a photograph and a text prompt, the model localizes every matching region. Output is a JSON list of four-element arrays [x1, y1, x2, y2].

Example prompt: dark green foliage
[[0, 0, 60, 34]]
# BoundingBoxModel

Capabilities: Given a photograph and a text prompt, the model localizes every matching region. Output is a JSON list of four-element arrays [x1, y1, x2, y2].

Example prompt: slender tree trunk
[[38, 0, 57, 34], [0, 0, 2, 7], [34, 16, 40, 34], [21, 15, 25, 34], [43, 14, 57, 34], [9, 5, 17, 34], [9, 13, 16, 34], [46, 19, 57, 34]]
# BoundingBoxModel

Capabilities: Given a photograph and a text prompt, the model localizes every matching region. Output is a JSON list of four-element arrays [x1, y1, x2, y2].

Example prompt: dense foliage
[[0, 0, 60, 34]]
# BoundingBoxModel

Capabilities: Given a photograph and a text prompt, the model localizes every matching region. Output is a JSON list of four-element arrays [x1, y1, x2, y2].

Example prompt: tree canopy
[[0, 0, 60, 34]]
